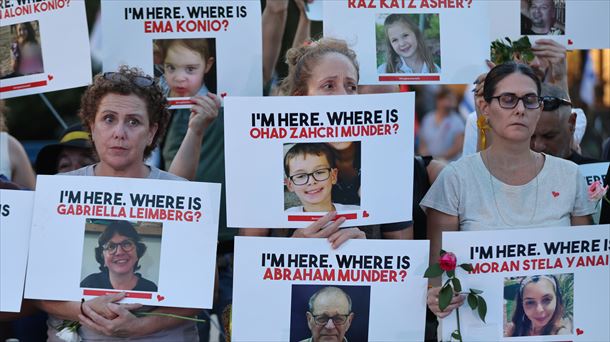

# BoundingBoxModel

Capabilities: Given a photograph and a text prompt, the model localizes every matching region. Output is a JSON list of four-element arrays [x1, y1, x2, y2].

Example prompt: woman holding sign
[[421, 62, 594, 318], [39, 66, 200, 341]]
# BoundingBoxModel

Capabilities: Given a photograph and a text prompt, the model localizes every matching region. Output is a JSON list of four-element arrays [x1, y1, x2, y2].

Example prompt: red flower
[[439, 252, 457, 271]]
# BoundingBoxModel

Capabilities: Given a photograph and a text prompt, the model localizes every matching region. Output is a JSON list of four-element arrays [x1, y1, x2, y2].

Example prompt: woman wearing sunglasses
[[421, 62, 594, 319], [39, 66, 200, 341], [81, 220, 157, 292]]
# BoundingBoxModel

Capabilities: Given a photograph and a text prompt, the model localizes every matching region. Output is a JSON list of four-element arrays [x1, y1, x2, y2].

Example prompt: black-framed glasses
[[311, 314, 350, 326], [487, 93, 542, 109], [103, 72, 155, 88], [289, 168, 332, 186], [541, 96, 572, 111], [103, 239, 135, 254]]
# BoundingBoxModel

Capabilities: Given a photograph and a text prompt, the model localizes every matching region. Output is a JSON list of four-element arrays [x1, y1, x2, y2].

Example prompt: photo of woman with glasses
[[80, 220, 158, 292], [284, 142, 360, 212], [504, 274, 573, 337], [38, 66, 200, 341], [422, 62, 594, 319]]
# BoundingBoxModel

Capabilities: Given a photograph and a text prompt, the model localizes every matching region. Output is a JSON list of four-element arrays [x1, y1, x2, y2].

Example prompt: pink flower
[[439, 252, 457, 271], [587, 180, 608, 202]]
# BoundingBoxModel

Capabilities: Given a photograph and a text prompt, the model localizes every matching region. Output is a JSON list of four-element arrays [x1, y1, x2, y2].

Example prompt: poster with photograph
[[101, 0, 262, 109], [24, 175, 221, 308], [489, 0, 609, 49], [0, 0, 91, 99], [224, 92, 414, 228], [0, 190, 34, 312], [441, 225, 610, 341], [323, 1, 489, 84], [232, 237, 430, 341]]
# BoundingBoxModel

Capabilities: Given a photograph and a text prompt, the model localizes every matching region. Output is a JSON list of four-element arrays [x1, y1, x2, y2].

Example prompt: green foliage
[[424, 263, 443, 278], [439, 284, 453, 311], [490, 36, 534, 65]]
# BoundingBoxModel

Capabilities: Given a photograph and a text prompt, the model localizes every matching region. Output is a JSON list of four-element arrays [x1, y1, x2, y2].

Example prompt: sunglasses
[[541, 96, 572, 111], [103, 72, 155, 88]]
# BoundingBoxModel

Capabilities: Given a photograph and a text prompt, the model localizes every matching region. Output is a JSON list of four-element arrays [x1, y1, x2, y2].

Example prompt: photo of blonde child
[[376, 14, 440, 74], [284, 143, 360, 212]]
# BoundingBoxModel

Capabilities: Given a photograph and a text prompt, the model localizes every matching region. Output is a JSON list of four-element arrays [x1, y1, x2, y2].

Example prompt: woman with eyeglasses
[[39, 66, 200, 341], [80, 220, 157, 292], [421, 62, 594, 319]]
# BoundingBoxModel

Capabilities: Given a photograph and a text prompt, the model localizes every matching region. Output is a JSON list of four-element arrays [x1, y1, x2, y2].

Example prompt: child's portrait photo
[[283, 142, 361, 212], [375, 13, 441, 74], [152, 38, 217, 98], [503, 273, 574, 337], [0, 20, 44, 80]]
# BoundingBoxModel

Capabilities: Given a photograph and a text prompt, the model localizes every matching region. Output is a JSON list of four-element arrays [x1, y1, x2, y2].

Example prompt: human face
[[307, 292, 353, 342], [56, 147, 96, 174], [90, 94, 157, 173], [529, 0, 555, 29], [306, 52, 358, 96], [17, 24, 29, 44], [480, 73, 541, 143], [522, 278, 557, 332], [387, 22, 418, 60], [530, 110, 574, 158], [286, 153, 337, 211], [164, 43, 214, 97], [103, 233, 138, 276]]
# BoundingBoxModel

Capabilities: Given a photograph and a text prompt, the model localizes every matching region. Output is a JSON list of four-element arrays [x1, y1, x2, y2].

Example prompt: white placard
[[25, 175, 220, 309], [579, 162, 609, 187], [101, 0, 262, 103], [0, 0, 91, 99], [565, 0, 610, 49], [0, 190, 34, 312], [441, 225, 610, 341], [323, 0, 489, 84], [225, 92, 414, 228], [232, 237, 430, 341]]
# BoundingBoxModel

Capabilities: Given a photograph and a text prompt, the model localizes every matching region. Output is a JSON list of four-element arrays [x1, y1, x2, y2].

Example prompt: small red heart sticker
[[568, 39, 573, 45], [48, 74, 54, 81], [576, 328, 584, 335], [156, 294, 165, 302], [552, 191, 560, 197], [220, 92, 227, 98], [362, 211, 369, 218]]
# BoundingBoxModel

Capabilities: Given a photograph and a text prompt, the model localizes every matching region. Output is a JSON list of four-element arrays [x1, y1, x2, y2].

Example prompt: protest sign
[[323, 0, 489, 84], [579, 162, 609, 187], [441, 225, 610, 341], [25, 175, 220, 308], [0, 0, 91, 99], [224, 92, 414, 228], [489, 0, 610, 49], [232, 237, 429, 341], [565, 0, 609, 49], [101, 0, 262, 109], [0, 190, 33, 312]]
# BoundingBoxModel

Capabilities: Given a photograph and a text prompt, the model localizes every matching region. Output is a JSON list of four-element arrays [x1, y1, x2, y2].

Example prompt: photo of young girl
[[152, 38, 217, 98], [284, 142, 361, 212], [503, 274, 574, 337], [376, 14, 440, 74], [0, 20, 44, 79]]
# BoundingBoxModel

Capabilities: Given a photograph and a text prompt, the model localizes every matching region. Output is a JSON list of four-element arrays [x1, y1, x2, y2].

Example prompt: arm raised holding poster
[[422, 63, 595, 318]]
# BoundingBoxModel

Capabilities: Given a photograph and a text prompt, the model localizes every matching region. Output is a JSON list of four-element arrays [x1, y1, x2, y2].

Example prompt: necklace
[[483, 150, 539, 226]]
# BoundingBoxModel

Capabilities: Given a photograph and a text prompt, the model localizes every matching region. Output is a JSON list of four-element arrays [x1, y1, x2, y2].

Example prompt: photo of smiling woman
[[376, 13, 440, 74], [284, 142, 361, 212], [503, 274, 573, 337], [80, 219, 161, 292]]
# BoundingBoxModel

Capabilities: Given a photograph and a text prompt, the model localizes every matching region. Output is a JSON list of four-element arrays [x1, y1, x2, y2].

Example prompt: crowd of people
[[1, 0, 607, 341]]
